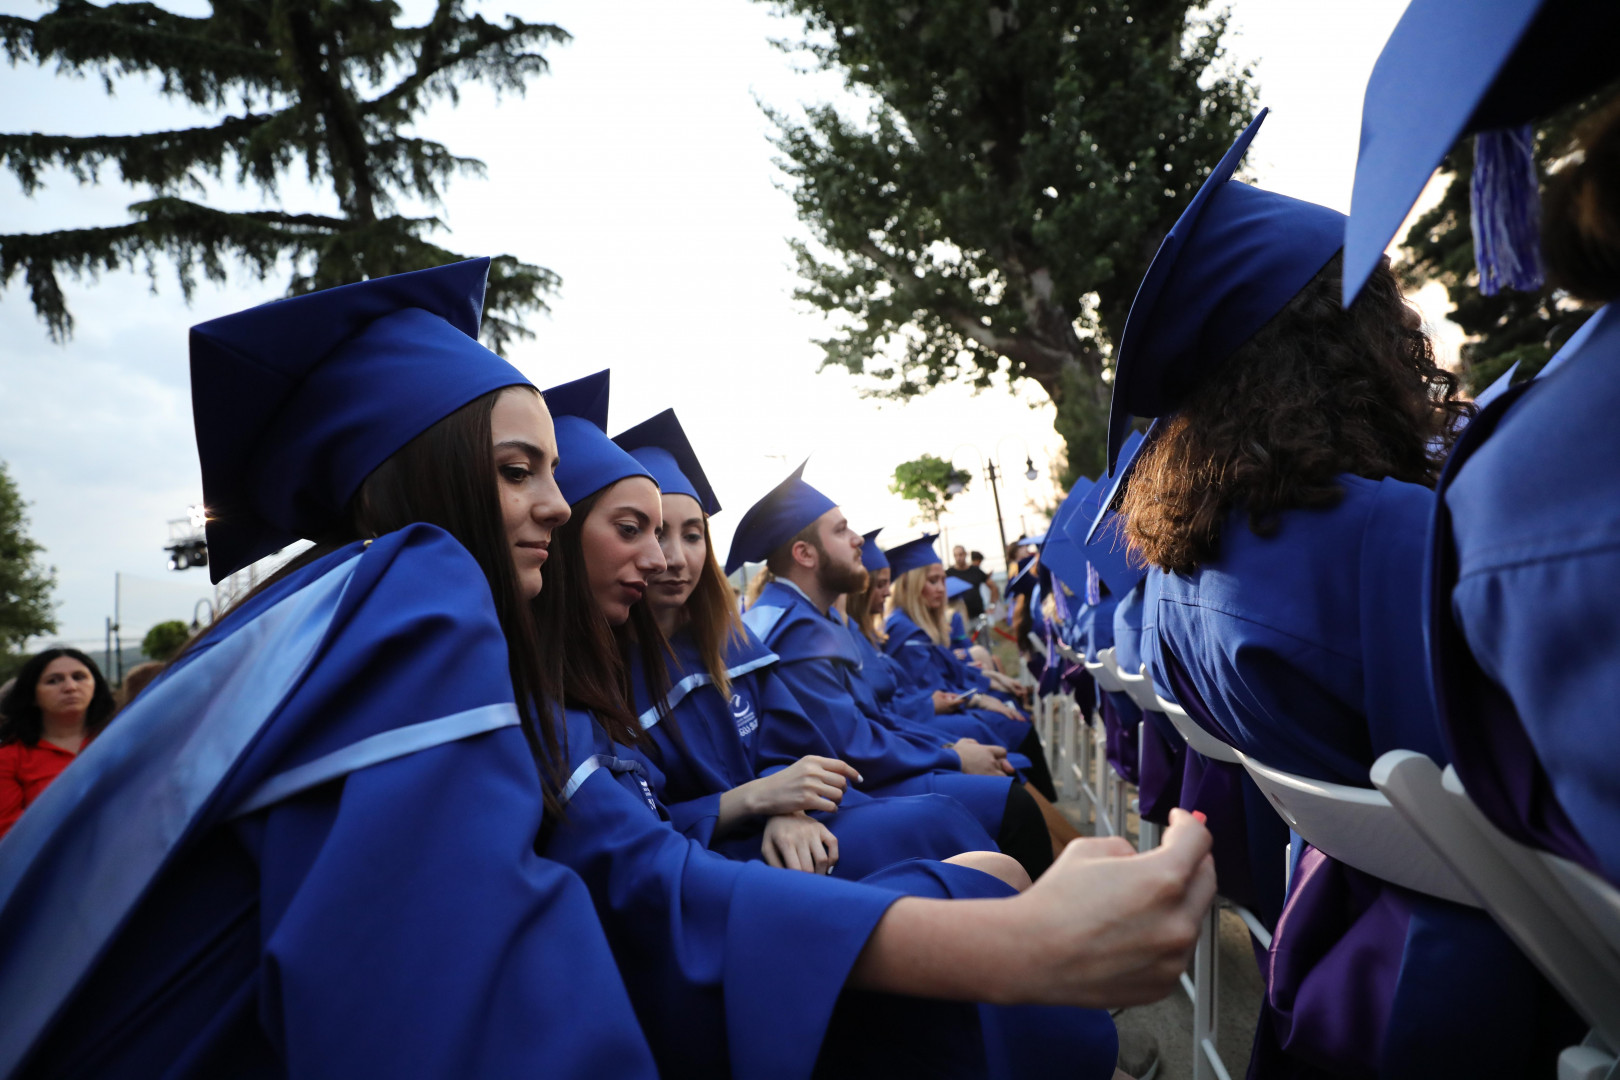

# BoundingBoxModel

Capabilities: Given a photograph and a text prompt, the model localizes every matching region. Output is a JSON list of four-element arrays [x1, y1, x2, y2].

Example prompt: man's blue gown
[[623, 625, 996, 879]]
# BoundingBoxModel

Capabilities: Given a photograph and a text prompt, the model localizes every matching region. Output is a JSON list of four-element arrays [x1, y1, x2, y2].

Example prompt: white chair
[[1240, 752, 1477, 906], [1373, 751, 1620, 1080], [1106, 651, 1271, 1080]]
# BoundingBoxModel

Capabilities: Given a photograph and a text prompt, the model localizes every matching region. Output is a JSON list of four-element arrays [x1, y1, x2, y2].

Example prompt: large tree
[[0, 460, 57, 681], [1, 0, 564, 353], [1399, 96, 1607, 391], [762, 0, 1256, 481]]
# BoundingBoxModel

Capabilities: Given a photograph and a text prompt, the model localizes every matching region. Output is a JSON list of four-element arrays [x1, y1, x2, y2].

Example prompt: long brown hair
[[680, 514, 746, 700], [532, 484, 667, 748], [184, 387, 566, 812], [845, 567, 886, 644], [1121, 255, 1472, 573]]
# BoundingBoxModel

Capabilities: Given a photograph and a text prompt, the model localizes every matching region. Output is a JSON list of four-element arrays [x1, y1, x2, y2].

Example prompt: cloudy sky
[[0, 0, 1443, 652]]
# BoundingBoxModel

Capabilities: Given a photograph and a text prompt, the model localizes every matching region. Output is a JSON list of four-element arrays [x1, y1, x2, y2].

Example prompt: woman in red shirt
[[0, 647, 116, 839]]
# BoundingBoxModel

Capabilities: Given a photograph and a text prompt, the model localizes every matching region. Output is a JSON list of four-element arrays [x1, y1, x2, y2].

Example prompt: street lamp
[[949, 439, 1044, 574]]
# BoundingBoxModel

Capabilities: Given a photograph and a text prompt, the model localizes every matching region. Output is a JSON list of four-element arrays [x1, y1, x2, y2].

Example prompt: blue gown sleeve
[[544, 719, 902, 1080], [772, 655, 961, 786]]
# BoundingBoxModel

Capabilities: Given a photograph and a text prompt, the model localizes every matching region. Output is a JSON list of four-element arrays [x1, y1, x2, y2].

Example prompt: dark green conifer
[[1, 0, 566, 353]]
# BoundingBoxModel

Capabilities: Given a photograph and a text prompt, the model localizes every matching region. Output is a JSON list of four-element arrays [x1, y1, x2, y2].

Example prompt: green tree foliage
[[0, 460, 58, 677], [890, 453, 970, 527], [0, 0, 567, 353], [1399, 97, 1607, 391], [762, 0, 1256, 481], [141, 619, 191, 661]]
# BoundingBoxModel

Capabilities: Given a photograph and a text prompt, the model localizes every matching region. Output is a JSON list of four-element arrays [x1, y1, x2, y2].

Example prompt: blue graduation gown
[[1152, 478, 1566, 1079], [543, 707, 1118, 1080], [881, 611, 1029, 749], [623, 626, 997, 880], [0, 526, 656, 1078], [1431, 304, 1620, 882], [843, 621, 1033, 765], [1114, 579, 1183, 822], [743, 581, 1015, 836]]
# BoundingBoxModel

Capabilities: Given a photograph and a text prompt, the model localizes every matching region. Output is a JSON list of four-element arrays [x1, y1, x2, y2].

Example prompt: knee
[[943, 850, 1032, 892]]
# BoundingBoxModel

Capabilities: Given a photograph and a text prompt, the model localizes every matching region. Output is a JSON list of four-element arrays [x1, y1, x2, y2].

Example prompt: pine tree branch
[[3, 0, 278, 106], [368, 13, 568, 118], [0, 112, 283, 195]]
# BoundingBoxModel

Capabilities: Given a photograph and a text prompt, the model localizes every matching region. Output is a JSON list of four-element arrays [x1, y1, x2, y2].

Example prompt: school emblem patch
[[731, 693, 759, 738]]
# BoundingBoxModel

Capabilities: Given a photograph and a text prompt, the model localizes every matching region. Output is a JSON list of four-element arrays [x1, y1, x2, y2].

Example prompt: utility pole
[[112, 572, 123, 685], [984, 460, 1009, 575]]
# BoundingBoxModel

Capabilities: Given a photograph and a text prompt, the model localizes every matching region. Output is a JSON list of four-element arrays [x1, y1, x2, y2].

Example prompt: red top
[[0, 739, 82, 840]]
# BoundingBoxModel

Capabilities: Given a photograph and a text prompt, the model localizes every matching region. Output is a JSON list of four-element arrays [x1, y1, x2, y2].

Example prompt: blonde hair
[[889, 565, 952, 646], [844, 568, 887, 644], [742, 567, 775, 610]]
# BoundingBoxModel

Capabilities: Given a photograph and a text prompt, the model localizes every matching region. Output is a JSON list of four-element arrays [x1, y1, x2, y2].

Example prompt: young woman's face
[[921, 564, 948, 611], [491, 388, 571, 600], [867, 567, 892, 614], [650, 493, 706, 615], [36, 657, 94, 720], [581, 477, 667, 626]]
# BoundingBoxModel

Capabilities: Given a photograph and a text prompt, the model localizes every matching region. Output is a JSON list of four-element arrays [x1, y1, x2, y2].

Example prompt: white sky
[[0, 0, 1447, 649]]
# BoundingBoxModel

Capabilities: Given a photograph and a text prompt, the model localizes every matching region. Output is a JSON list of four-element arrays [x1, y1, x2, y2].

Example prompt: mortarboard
[[613, 409, 720, 516], [1083, 428, 1148, 545], [724, 461, 837, 575], [542, 370, 654, 505], [945, 576, 975, 601], [1344, 0, 1620, 307], [859, 528, 888, 572], [1106, 108, 1346, 471], [190, 257, 529, 583], [884, 534, 943, 579], [1037, 476, 1100, 594]]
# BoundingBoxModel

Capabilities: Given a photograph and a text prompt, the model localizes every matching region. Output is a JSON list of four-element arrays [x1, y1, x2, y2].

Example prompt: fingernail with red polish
[[1191, 811, 1207, 824]]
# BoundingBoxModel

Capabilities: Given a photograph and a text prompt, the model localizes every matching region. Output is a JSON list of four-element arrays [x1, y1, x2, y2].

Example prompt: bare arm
[[850, 810, 1215, 1008]]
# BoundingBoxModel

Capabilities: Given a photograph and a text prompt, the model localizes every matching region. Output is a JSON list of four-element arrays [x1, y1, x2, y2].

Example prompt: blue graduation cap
[[945, 576, 975, 601], [1344, 0, 1620, 306], [859, 528, 888, 572], [884, 534, 942, 578], [1083, 427, 1148, 545], [542, 370, 653, 505], [613, 409, 720, 516], [1106, 108, 1346, 471], [189, 257, 530, 583], [1038, 477, 1101, 596], [724, 461, 837, 575]]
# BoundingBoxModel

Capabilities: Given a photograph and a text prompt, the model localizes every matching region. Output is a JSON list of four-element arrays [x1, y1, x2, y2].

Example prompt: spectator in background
[[0, 647, 116, 840], [945, 545, 991, 620]]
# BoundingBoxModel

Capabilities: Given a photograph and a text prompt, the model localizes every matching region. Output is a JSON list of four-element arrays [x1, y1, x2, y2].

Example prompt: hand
[[761, 812, 839, 874], [950, 737, 1014, 776], [933, 690, 965, 714], [744, 756, 861, 816], [973, 694, 1027, 724], [1003, 809, 1217, 1007]]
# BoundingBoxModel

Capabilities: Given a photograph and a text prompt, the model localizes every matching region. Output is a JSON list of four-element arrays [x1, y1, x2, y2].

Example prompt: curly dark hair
[[1120, 254, 1472, 573], [1543, 92, 1620, 304], [0, 648, 116, 747]]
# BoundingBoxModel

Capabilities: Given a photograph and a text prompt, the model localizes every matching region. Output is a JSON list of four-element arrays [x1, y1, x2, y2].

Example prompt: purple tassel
[[1085, 562, 1101, 606], [1470, 125, 1545, 294]]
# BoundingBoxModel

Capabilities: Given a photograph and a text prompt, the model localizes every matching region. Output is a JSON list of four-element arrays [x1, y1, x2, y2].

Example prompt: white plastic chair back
[[1055, 640, 1083, 666], [1154, 694, 1245, 767], [1026, 632, 1048, 658], [1373, 750, 1620, 1054], [1085, 647, 1126, 693], [1111, 659, 1164, 715], [1240, 753, 1478, 907]]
